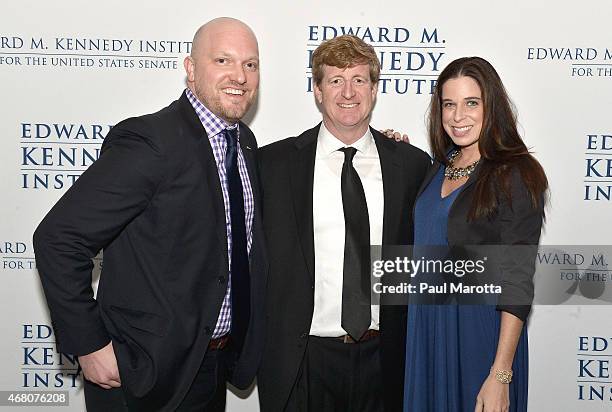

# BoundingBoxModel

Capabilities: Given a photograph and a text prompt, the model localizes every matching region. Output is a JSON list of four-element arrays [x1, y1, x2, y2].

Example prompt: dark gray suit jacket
[[257, 124, 430, 412], [33, 92, 267, 411]]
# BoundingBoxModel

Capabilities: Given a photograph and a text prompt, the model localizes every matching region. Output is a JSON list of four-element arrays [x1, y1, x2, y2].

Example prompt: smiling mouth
[[338, 103, 358, 108], [222, 88, 245, 96], [452, 125, 472, 132]]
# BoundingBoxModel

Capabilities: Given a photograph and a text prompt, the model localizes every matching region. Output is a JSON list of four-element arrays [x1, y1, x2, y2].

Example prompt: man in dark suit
[[257, 35, 430, 411], [33, 17, 266, 411]]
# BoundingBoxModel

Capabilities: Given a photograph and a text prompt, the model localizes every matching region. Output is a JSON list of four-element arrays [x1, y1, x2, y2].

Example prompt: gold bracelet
[[492, 368, 513, 384]]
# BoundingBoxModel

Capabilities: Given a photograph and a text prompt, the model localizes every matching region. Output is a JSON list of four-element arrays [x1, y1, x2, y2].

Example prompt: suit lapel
[[372, 129, 401, 246], [416, 162, 440, 199], [290, 125, 319, 282], [238, 124, 260, 210], [178, 94, 228, 261]]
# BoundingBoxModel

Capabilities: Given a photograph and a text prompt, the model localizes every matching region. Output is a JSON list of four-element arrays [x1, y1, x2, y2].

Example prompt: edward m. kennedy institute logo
[[0, 35, 190, 71], [305, 24, 448, 95], [19, 122, 110, 190]]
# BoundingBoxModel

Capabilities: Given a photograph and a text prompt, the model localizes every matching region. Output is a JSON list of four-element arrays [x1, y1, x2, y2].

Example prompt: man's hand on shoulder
[[78, 341, 121, 389]]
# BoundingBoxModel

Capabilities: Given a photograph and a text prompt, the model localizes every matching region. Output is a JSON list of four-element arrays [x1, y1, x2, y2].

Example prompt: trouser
[[285, 334, 383, 412], [84, 345, 230, 412]]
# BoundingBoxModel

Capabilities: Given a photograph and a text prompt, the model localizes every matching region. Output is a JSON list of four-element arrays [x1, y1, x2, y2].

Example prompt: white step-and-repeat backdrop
[[1, 0, 610, 410]]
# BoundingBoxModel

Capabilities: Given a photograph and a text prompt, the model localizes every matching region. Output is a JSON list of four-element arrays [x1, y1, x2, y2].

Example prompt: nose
[[341, 80, 355, 99], [230, 63, 247, 85], [453, 104, 465, 122]]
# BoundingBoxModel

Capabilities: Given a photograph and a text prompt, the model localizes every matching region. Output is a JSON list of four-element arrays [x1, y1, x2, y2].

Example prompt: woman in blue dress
[[403, 57, 548, 412]]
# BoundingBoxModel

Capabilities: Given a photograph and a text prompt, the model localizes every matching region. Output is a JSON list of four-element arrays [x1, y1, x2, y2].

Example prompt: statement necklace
[[444, 150, 480, 180]]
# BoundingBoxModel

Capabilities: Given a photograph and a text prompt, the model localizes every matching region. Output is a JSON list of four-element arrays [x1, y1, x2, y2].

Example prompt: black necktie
[[339, 147, 371, 341], [224, 127, 250, 350]]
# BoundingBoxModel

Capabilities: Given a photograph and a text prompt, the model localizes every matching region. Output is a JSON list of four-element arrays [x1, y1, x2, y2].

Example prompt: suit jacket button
[[300, 333, 308, 339], [205, 326, 212, 335], [218, 276, 226, 284]]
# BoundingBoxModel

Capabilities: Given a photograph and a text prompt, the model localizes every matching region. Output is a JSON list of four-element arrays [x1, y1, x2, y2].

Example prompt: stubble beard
[[195, 84, 255, 124]]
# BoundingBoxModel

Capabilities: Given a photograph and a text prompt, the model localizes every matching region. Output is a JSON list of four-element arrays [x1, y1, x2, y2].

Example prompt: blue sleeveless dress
[[403, 167, 528, 411]]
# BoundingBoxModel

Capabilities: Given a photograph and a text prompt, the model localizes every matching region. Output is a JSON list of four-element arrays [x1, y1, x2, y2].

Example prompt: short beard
[[194, 85, 254, 124]]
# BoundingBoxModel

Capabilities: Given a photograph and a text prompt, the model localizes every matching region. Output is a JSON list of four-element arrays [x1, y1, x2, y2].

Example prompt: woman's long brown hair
[[428, 57, 548, 220]]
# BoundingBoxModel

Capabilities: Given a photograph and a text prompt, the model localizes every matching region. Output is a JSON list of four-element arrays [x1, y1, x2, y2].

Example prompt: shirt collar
[[317, 122, 373, 156], [185, 88, 239, 139]]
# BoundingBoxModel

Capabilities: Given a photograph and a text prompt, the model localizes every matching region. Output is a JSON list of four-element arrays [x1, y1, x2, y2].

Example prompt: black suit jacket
[[415, 160, 544, 321], [33, 92, 267, 411], [257, 124, 430, 412]]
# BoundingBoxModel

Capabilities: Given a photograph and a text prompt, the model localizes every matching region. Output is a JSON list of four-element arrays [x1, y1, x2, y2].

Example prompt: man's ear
[[184, 56, 195, 82], [314, 83, 323, 104]]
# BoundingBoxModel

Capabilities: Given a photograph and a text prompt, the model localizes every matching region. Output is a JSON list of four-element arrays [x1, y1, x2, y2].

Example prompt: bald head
[[184, 17, 259, 123], [191, 17, 258, 59]]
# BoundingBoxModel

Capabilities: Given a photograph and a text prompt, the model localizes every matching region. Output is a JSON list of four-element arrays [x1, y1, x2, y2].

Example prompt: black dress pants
[[84, 346, 230, 412], [286, 335, 383, 412]]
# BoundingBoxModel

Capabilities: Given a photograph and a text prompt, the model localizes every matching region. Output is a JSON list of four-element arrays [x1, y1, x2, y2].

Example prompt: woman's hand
[[474, 373, 510, 412], [475, 312, 522, 411], [379, 128, 410, 143]]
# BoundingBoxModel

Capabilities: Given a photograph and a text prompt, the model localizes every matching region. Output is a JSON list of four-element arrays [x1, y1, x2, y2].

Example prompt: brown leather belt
[[207, 335, 230, 351], [336, 329, 380, 344]]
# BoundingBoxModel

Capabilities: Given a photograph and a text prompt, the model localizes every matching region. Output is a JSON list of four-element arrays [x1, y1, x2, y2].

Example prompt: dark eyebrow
[[442, 96, 481, 103]]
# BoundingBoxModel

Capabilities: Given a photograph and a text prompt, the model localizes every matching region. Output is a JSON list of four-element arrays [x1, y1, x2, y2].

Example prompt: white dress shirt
[[309, 123, 384, 337]]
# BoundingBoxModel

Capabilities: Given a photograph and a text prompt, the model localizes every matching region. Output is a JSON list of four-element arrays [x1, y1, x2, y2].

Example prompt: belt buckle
[[343, 335, 353, 344]]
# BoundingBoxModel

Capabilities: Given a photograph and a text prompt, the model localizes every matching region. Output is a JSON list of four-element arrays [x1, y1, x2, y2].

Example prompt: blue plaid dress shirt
[[186, 88, 254, 338]]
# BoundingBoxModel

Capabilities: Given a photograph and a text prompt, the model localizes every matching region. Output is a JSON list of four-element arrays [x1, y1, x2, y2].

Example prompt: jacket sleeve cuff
[[495, 304, 530, 322], [53, 317, 111, 356]]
